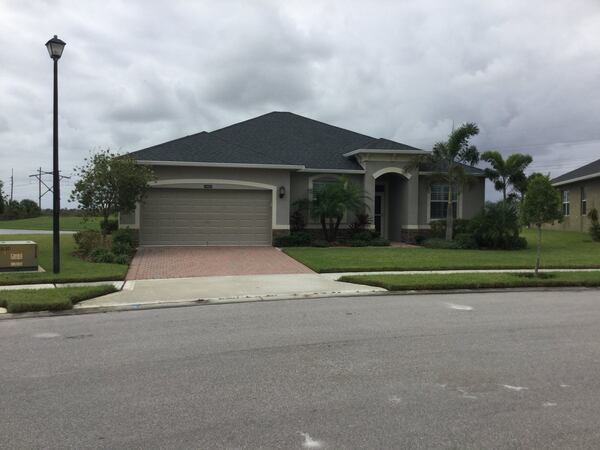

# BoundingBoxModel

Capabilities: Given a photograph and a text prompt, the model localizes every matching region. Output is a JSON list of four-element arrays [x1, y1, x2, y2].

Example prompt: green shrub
[[589, 208, 600, 242], [350, 239, 369, 247], [454, 233, 478, 249], [469, 201, 524, 249], [73, 229, 103, 257], [414, 235, 427, 246], [100, 219, 119, 235], [273, 231, 312, 247], [112, 228, 135, 247], [423, 238, 462, 249], [311, 240, 330, 247], [89, 248, 116, 263], [351, 230, 376, 242], [113, 254, 130, 265], [429, 219, 471, 238], [112, 241, 132, 256], [370, 237, 391, 246]]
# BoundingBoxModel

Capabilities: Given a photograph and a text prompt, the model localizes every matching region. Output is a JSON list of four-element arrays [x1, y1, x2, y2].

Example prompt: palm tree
[[296, 178, 368, 242], [413, 123, 480, 240], [481, 151, 533, 201]]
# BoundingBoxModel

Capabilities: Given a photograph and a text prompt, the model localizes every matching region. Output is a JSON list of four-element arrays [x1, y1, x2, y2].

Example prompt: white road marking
[[560, 384, 570, 388], [445, 303, 473, 311], [457, 388, 478, 399], [389, 395, 402, 404], [298, 432, 323, 448], [501, 384, 528, 391], [543, 402, 557, 407], [33, 332, 60, 339]]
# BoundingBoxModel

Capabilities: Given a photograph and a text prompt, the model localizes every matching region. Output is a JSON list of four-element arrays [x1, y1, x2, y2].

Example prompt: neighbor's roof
[[129, 112, 424, 171], [551, 157, 600, 185]]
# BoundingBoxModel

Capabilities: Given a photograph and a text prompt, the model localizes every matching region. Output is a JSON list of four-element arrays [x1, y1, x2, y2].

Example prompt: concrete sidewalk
[[321, 268, 600, 279], [76, 273, 385, 309]]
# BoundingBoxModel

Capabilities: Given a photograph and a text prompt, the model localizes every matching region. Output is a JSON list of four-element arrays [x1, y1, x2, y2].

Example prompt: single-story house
[[548, 157, 600, 232], [119, 112, 485, 245]]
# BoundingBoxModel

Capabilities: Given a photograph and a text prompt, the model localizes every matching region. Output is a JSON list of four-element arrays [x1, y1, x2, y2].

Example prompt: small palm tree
[[412, 123, 480, 240], [296, 178, 368, 242], [481, 151, 533, 201]]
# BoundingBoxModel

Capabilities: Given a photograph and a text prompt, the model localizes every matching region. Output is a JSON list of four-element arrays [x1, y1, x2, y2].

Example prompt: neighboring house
[[119, 112, 485, 245], [548, 157, 600, 232]]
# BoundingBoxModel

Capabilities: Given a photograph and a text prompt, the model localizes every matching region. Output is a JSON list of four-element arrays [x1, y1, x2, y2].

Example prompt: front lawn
[[340, 271, 600, 291], [0, 215, 104, 231], [285, 230, 600, 272], [0, 285, 117, 313], [0, 234, 128, 286]]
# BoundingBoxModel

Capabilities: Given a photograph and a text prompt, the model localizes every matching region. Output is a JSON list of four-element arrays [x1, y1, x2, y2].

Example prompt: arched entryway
[[373, 169, 411, 241]]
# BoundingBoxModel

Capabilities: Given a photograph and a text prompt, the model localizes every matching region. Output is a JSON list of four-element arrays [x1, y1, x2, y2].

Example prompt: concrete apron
[[75, 273, 385, 309]]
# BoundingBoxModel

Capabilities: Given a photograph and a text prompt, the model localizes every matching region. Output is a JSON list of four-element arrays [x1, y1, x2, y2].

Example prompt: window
[[430, 184, 458, 220], [562, 190, 570, 216], [581, 187, 587, 216]]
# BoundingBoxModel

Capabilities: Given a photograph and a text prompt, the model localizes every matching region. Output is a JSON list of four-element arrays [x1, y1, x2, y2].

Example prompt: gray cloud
[[1, 0, 599, 206]]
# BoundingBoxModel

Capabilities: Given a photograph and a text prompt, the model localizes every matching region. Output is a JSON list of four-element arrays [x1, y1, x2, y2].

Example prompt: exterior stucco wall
[[121, 165, 291, 230], [418, 175, 485, 224], [546, 178, 600, 232]]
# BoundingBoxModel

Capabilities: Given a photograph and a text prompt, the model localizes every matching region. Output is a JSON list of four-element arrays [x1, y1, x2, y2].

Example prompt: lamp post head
[[45, 35, 66, 60]]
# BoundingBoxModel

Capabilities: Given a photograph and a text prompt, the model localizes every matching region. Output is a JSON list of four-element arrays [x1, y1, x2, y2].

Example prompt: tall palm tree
[[412, 123, 480, 240], [481, 151, 533, 201]]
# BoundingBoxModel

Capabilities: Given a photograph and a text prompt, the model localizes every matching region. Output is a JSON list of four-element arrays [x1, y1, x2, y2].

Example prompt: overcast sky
[[1, 0, 599, 206]]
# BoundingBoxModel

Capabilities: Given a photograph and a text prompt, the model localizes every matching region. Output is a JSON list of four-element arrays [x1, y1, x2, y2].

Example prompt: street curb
[[1, 285, 599, 321]]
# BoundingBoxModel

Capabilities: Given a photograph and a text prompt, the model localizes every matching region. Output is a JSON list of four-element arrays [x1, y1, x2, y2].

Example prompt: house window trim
[[426, 184, 463, 223], [562, 190, 570, 217]]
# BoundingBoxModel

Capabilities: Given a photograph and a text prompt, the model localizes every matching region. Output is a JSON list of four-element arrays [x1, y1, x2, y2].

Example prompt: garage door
[[140, 188, 272, 246]]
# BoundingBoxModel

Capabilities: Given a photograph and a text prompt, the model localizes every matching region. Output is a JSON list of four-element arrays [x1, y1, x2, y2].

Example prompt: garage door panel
[[140, 188, 272, 246]]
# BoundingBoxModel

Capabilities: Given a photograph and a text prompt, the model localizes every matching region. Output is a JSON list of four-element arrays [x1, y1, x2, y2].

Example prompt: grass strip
[[0, 234, 128, 286], [284, 230, 600, 273], [339, 271, 600, 291], [0, 215, 106, 231], [0, 285, 117, 313]]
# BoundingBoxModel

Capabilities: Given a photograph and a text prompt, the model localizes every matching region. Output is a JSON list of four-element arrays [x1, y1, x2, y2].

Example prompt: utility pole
[[28, 167, 69, 209], [10, 168, 13, 202]]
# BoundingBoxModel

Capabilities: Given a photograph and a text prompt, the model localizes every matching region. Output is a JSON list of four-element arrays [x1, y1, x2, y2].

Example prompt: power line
[[28, 168, 70, 208]]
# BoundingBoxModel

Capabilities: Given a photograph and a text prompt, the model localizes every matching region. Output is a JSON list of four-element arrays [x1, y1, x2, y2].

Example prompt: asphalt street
[[2, 289, 600, 449]]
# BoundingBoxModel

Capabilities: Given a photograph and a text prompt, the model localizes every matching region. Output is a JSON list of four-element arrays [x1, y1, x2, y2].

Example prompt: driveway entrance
[[126, 246, 313, 280]]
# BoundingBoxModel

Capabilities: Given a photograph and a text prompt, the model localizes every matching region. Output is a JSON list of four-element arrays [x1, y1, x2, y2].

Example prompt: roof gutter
[[343, 149, 429, 157], [136, 160, 305, 170], [552, 172, 600, 186]]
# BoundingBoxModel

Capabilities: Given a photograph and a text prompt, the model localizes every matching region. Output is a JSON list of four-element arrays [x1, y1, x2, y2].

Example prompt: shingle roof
[[420, 161, 485, 176], [128, 111, 481, 174], [551, 157, 600, 184]]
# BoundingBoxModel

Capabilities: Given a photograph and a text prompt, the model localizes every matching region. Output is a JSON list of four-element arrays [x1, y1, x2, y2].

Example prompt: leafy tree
[[19, 199, 41, 218], [521, 174, 563, 275], [412, 123, 480, 240], [295, 178, 367, 242], [70, 149, 155, 235], [0, 180, 5, 214], [481, 151, 533, 201], [588, 208, 600, 242]]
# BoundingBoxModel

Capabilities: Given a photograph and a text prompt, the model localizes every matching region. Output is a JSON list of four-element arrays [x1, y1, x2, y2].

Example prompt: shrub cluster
[[422, 201, 528, 251], [273, 231, 312, 247], [0, 199, 41, 220], [73, 228, 135, 264]]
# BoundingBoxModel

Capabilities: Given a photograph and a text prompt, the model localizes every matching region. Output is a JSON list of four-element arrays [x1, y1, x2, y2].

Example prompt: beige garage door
[[140, 188, 272, 246]]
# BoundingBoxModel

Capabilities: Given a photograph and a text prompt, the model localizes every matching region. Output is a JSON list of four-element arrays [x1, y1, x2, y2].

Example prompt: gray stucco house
[[119, 112, 485, 245]]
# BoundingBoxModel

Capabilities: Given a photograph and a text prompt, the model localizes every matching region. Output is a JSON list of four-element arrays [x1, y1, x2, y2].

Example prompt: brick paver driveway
[[126, 246, 314, 280]]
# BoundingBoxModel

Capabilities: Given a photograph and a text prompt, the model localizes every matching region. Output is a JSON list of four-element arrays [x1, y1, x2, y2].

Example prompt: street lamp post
[[45, 35, 66, 274]]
